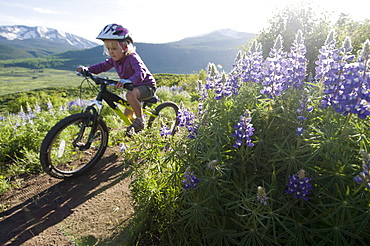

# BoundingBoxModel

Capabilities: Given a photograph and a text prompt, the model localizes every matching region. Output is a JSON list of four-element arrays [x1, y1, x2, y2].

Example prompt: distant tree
[[334, 14, 370, 55], [256, 2, 332, 77]]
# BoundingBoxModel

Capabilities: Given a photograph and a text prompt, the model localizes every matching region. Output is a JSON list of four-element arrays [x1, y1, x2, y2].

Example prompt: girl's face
[[104, 40, 125, 61]]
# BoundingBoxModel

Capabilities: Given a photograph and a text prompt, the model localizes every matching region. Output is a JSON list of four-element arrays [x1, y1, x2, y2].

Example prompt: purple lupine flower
[[226, 50, 243, 95], [205, 63, 220, 90], [214, 73, 233, 100], [353, 150, 370, 189], [182, 167, 199, 190], [240, 40, 264, 84], [296, 127, 304, 136], [26, 103, 33, 114], [286, 30, 307, 89], [34, 102, 42, 112], [336, 39, 370, 119], [260, 35, 288, 99], [59, 105, 67, 111], [197, 80, 208, 102], [285, 170, 312, 200], [232, 110, 255, 147], [296, 88, 313, 136], [18, 106, 28, 122], [177, 104, 198, 139], [47, 99, 54, 110], [119, 143, 127, 152], [225, 51, 243, 97], [197, 103, 204, 116], [315, 32, 370, 119], [159, 124, 172, 137], [24, 103, 37, 120], [205, 61, 240, 99], [257, 186, 269, 206], [68, 98, 87, 110], [170, 86, 183, 92]]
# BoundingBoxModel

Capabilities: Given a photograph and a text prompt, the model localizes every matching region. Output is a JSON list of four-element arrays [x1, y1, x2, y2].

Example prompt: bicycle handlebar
[[76, 71, 133, 91]]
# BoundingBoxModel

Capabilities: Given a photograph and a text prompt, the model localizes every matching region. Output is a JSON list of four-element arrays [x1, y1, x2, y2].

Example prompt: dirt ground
[[0, 147, 135, 246]]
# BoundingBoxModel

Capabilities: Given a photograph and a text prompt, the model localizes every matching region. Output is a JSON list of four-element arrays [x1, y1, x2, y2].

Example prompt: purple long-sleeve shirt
[[88, 53, 156, 87]]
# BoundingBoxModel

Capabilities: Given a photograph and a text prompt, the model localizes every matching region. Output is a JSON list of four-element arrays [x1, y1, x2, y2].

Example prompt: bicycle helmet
[[96, 24, 133, 43]]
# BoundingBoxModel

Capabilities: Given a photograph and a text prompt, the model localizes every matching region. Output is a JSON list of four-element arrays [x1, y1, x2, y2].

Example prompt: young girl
[[77, 24, 156, 133]]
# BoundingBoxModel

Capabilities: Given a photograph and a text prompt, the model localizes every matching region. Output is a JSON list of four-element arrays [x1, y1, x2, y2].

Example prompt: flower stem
[[341, 113, 353, 133]]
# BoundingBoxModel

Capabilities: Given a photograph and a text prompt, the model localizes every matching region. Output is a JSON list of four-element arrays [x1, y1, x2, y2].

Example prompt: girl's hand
[[116, 79, 132, 89], [76, 66, 86, 73], [76, 66, 89, 76]]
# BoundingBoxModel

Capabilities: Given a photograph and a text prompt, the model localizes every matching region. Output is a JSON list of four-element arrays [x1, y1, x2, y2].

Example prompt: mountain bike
[[40, 71, 179, 179]]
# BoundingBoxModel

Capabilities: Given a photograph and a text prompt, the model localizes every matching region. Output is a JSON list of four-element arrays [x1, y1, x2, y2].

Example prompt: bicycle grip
[[124, 83, 133, 91]]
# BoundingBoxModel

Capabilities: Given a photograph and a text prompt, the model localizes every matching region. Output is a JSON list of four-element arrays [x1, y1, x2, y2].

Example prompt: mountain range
[[0, 25, 255, 74]]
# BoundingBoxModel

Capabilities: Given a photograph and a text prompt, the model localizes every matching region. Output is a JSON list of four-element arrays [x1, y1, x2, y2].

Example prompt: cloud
[[33, 7, 58, 14]]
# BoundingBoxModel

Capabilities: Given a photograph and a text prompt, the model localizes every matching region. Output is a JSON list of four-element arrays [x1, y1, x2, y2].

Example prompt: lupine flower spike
[[159, 124, 172, 137], [353, 150, 370, 189], [177, 103, 198, 139], [286, 30, 307, 89], [257, 186, 269, 206], [232, 109, 255, 147], [119, 143, 127, 152], [47, 98, 54, 110], [239, 40, 264, 84], [182, 167, 199, 190], [205, 63, 219, 90], [260, 35, 287, 98], [316, 31, 370, 119], [214, 72, 233, 100], [285, 169, 312, 200], [207, 160, 219, 171], [296, 88, 314, 136]]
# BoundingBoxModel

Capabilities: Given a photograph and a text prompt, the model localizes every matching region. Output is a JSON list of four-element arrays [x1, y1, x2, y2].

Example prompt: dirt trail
[[0, 147, 134, 245]]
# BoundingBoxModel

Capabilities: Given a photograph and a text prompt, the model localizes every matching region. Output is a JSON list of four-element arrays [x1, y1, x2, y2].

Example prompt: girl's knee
[[126, 88, 140, 100]]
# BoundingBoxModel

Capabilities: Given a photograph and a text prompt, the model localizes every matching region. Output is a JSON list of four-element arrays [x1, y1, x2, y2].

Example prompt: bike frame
[[85, 82, 158, 126]]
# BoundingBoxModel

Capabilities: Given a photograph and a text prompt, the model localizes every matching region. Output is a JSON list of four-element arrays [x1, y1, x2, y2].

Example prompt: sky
[[0, 0, 368, 44]]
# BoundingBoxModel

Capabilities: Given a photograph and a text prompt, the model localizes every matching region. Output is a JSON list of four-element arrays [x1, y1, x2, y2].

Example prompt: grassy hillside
[[0, 44, 35, 59], [0, 67, 116, 96], [0, 38, 91, 59]]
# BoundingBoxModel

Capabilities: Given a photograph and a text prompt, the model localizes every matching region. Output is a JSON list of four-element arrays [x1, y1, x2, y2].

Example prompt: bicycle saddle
[[142, 95, 159, 104]]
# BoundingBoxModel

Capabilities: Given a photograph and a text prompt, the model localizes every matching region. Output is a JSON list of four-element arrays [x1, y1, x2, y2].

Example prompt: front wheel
[[147, 101, 179, 136], [40, 113, 109, 179]]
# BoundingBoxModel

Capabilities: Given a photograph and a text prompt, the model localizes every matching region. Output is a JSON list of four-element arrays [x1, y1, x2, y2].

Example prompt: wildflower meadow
[[124, 30, 370, 245]]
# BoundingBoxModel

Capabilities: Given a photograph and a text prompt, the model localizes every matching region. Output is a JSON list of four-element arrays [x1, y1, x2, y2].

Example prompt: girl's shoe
[[127, 118, 144, 133]]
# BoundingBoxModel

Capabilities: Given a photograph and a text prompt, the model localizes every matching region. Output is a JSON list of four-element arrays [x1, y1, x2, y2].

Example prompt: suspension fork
[[73, 100, 103, 151]]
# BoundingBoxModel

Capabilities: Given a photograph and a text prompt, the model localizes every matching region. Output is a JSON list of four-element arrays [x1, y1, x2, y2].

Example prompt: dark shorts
[[136, 84, 156, 100]]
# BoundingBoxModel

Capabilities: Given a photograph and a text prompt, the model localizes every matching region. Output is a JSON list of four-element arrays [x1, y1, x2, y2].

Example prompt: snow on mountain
[[217, 29, 245, 38], [189, 28, 249, 40], [0, 25, 98, 49]]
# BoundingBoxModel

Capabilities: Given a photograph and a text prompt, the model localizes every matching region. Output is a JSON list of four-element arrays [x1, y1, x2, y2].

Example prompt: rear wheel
[[147, 101, 179, 136], [40, 113, 108, 179]]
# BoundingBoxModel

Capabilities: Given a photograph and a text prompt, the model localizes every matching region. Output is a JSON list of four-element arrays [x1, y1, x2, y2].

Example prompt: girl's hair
[[103, 40, 136, 56]]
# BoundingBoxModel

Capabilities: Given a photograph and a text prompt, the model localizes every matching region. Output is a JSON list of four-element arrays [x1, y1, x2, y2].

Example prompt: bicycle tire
[[40, 113, 109, 179], [147, 101, 179, 136]]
